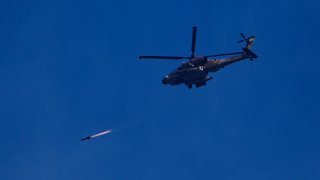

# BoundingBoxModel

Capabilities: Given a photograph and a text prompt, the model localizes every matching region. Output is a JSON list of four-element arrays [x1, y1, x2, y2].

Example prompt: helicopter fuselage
[[162, 54, 248, 88]]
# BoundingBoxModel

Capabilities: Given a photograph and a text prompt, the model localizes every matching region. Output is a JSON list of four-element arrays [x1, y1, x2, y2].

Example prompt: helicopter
[[139, 26, 258, 89]]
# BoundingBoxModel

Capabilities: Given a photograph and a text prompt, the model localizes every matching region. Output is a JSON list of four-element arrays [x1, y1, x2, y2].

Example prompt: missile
[[81, 136, 91, 141], [81, 129, 112, 141]]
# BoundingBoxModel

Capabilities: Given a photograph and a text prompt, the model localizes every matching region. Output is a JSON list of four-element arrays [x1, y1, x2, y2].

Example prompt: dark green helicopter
[[139, 26, 258, 89]]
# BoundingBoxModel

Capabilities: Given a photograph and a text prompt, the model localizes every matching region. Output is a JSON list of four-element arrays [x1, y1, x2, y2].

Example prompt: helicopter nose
[[162, 76, 168, 85]]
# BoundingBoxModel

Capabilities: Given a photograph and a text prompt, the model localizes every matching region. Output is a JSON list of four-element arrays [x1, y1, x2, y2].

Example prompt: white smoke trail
[[90, 130, 112, 138]]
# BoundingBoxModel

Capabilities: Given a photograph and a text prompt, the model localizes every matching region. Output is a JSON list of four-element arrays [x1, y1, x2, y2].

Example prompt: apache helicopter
[[139, 26, 258, 89]]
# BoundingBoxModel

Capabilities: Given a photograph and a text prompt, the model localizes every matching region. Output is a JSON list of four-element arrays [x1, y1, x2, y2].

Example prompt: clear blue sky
[[1, 0, 320, 179]]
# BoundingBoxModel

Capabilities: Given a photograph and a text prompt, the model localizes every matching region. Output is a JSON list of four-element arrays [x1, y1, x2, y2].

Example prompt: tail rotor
[[238, 33, 258, 60], [238, 33, 255, 44]]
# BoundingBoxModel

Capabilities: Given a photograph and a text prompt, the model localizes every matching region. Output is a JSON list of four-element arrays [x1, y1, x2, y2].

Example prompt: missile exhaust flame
[[91, 130, 112, 138], [81, 129, 112, 141]]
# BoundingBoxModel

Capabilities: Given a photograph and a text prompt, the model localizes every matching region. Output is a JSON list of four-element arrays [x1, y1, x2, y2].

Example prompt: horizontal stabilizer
[[242, 48, 258, 58]]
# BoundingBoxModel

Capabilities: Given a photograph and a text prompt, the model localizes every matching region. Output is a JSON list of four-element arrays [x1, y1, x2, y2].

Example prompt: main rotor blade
[[191, 26, 197, 58], [206, 52, 243, 57], [139, 55, 189, 60]]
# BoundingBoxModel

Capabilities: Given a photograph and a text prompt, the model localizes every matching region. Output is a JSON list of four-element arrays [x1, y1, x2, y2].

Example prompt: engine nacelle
[[190, 56, 207, 66]]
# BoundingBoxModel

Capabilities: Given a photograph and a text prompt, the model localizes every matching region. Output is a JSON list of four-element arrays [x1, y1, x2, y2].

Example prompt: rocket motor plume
[[91, 130, 112, 138], [81, 129, 112, 141]]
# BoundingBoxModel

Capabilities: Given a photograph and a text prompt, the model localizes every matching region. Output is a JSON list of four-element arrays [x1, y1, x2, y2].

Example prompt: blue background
[[1, 0, 320, 179]]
